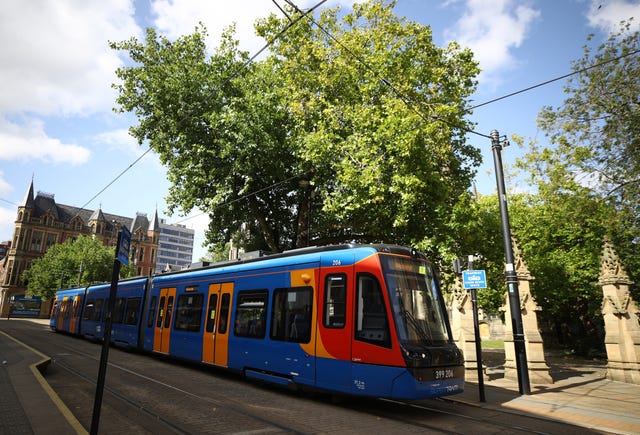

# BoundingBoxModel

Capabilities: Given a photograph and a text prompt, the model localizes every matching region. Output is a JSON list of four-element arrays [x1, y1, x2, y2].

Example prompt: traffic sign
[[462, 270, 487, 289], [117, 226, 131, 266]]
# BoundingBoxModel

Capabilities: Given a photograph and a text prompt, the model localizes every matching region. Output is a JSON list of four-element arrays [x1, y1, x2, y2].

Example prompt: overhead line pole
[[490, 130, 530, 395]]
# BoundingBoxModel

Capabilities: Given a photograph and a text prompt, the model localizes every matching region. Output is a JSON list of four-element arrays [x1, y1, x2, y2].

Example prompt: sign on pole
[[462, 270, 487, 289], [117, 226, 131, 266]]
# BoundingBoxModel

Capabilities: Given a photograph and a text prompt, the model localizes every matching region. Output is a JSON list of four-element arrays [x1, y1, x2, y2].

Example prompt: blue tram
[[50, 244, 465, 400]]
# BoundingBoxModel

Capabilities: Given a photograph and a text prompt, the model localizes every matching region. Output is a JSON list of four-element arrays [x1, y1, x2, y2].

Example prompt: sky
[[1, 0, 638, 261]]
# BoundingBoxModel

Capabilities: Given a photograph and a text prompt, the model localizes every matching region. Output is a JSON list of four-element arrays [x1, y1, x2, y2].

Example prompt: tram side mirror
[[452, 258, 463, 275]]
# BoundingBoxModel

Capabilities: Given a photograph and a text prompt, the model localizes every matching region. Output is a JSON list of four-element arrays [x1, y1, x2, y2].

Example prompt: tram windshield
[[380, 254, 450, 345]]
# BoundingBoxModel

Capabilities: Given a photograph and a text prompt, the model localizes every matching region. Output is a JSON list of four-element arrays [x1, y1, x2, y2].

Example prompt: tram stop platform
[[2, 318, 640, 435]]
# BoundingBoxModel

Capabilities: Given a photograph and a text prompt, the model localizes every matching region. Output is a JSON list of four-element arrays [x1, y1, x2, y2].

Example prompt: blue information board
[[462, 270, 487, 289], [117, 226, 131, 266]]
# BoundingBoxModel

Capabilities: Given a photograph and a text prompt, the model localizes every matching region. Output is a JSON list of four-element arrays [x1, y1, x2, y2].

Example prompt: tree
[[508, 22, 640, 355], [508, 188, 611, 355], [21, 236, 128, 300], [529, 20, 640, 291], [111, 0, 481, 255], [440, 192, 506, 314]]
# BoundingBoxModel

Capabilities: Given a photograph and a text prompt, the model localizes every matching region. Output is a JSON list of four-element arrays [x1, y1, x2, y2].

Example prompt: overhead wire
[[469, 47, 640, 111]]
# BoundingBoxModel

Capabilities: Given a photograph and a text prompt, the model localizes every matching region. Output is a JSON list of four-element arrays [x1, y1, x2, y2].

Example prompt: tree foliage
[[110, 0, 481, 255], [509, 190, 610, 355], [511, 21, 640, 355], [526, 20, 640, 291], [21, 236, 128, 300]]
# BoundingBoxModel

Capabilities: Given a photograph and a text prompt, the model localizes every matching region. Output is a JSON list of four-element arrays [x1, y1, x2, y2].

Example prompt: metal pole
[[468, 255, 486, 402], [490, 130, 531, 395], [77, 261, 84, 286], [90, 231, 122, 434]]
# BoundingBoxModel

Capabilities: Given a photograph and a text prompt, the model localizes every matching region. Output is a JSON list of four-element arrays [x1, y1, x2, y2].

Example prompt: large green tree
[[511, 21, 640, 355], [21, 236, 129, 300], [111, 0, 481, 255], [528, 20, 640, 289], [509, 188, 611, 355]]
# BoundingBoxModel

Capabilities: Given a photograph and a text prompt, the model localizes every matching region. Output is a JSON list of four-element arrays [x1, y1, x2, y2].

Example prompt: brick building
[[0, 181, 159, 318]]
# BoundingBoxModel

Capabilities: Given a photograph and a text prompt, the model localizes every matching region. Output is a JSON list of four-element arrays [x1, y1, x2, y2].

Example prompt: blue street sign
[[462, 270, 487, 289], [117, 226, 131, 265]]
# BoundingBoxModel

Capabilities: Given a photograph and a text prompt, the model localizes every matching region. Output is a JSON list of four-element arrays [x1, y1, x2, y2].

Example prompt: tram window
[[156, 296, 165, 327], [324, 274, 346, 328], [92, 299, 104, 321], [355, 274, 391, 348], [113, 298, 126, 324], [125, 297, 141, 325], [205, 294, 218, 333], [218, 293, 230, 334], [234, 291, 267, 339], [164, 296, 174, 328], [83, 300, 94, 320], [271, 287, 312, 343], [175, 293, 204, 332], [147, 296, 157, 328]]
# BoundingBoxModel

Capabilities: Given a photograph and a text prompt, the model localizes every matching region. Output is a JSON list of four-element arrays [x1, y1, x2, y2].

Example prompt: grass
[[481, 339, 504, 349]]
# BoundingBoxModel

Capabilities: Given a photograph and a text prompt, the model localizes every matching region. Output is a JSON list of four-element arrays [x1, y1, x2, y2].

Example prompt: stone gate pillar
[[502, 238, 553, 384], [449, 275, 481, 380], [599, 238, 640, 384]]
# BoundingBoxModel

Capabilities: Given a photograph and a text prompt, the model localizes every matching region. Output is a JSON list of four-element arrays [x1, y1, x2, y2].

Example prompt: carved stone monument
[[502, 238, 553, 384], [449, 275, 481, 380], [599, 237, 640, 384]]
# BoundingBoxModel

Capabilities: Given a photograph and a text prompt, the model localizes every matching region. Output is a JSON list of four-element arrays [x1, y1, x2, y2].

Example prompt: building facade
[[0, 181, 160, 318], [155, 219, 195, 273]]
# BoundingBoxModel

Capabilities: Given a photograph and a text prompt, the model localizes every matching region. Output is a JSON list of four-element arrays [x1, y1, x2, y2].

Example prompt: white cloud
[[0, 117, 91, 164], [444, 0, 540, 80], [586, 0, 640, 33], [0, 0, 141, 116], [95, 128, 142, 156], [0, 172, 12, 196], [0, 206, 15, 242]]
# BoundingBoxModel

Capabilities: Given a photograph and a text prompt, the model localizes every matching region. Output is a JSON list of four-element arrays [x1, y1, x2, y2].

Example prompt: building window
[[45, 233, 58, 251], [30, 231, 42, 252]]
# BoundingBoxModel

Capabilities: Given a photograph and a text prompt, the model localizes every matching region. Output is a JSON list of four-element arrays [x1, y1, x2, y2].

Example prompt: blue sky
[[1, 0, 638, 261]]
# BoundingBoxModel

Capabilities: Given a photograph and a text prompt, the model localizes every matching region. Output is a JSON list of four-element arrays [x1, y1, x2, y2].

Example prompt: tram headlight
[[401, 345, 432, 367]]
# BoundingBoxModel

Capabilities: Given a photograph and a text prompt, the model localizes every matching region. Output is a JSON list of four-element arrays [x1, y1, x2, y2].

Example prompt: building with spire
[[0, 181, 160, 318]]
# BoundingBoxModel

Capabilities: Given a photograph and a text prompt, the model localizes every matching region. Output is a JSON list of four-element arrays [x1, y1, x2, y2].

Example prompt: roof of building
[[20, 182, 150, 232]]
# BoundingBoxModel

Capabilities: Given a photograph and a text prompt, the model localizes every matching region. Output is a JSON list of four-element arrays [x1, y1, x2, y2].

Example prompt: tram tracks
[[9, 323, 599, 435], [46, 338, 309, 433]]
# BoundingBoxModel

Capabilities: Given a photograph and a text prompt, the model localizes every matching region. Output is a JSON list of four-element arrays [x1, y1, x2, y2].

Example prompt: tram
[[50, 244, 465, 400]]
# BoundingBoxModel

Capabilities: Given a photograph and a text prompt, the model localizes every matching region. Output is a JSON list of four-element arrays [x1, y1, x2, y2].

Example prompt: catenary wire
[[469, 47, 640, 111]]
